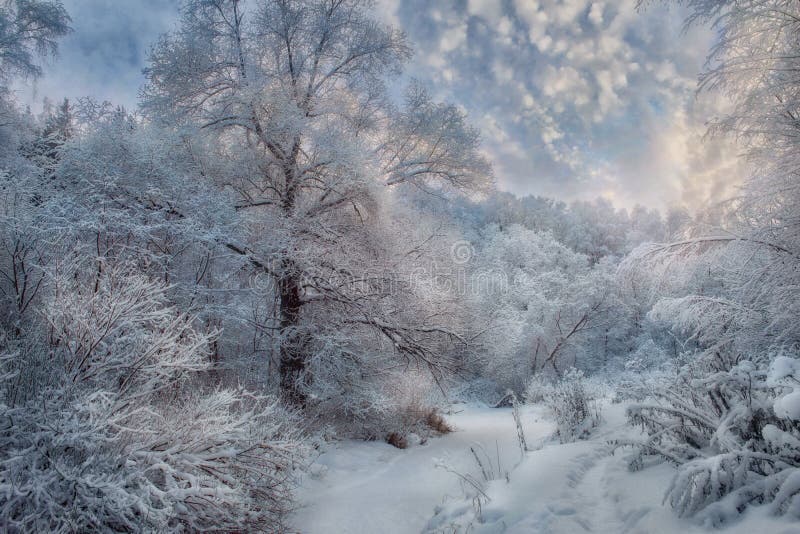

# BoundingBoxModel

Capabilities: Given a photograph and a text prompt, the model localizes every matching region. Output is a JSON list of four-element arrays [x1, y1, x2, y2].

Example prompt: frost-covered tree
[[142, 0, 492, 406], [625, 0, 800, 522], [0, 1, 69, 332], [469, 224, 619, 394], [25, 97, 73, 175], [0, 0, 70, 87]]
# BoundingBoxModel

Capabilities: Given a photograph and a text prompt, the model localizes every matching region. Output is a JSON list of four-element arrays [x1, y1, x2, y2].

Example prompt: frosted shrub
[[528, 369, 601, 443], [369, 369, 452, 446], [612, 352, 675, 404], [384, 370, 452, 442], [0, 259, 307, 532], [627, 354, 800, 525], [524, 373, 556, 405], [624, 280, 800, 523]]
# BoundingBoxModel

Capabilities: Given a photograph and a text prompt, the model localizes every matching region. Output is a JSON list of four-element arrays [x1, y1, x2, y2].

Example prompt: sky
[[16, 0, 747, 212]]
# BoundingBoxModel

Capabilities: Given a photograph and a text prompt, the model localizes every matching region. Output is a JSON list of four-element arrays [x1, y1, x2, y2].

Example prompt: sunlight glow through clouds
[[386, 0, 747, 211]]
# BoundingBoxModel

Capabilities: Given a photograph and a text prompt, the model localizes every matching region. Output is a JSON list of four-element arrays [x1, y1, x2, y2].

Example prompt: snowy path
[[292, 405, 554, 534], [293, 403, 800, 534]]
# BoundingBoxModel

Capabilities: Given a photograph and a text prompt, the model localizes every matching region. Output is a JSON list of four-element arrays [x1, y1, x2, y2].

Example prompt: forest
[[1, 0, 800, 532]]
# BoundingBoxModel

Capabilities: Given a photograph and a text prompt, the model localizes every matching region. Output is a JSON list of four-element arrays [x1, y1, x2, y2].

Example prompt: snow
[[763, 424, 800, 452], [774, 391, 800, 421], [294, 402, 800, 534], [769, 357, 800, 421], [768, 356, 800, 384], [293, 405, 553, 534]]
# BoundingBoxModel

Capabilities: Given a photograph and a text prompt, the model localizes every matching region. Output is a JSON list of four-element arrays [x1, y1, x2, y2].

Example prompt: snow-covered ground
[[293, 405, 554, 533], [293, 402, 800, 534]]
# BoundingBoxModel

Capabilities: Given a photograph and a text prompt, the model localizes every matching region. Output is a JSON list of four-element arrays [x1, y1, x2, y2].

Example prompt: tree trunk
[[278, 266, 308, 406], [277, 149, 308, 406]]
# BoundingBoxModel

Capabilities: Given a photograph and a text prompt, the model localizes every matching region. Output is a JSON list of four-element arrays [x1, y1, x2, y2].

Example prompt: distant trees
[[448, 191, 676, 262], [28, 97, 73, 172], [469, 224, 621, 394]]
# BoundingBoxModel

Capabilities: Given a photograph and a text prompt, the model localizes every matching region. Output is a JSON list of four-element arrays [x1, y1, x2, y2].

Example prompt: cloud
[[14, 0, 745, 212], [589, 3, 605, 27], [466, 0, 504, 24], [394, 0, 746, 211], [16, 0, 178, 110], [375, 0, 401, 26]]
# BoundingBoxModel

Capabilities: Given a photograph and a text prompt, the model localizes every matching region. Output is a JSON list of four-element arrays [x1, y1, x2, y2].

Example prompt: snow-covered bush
[[527, 368, 601, 443], [623, 283, 800, 524], [0, 258, 307, 532], [627, 352, 800, 526], [524, 373, 555, 405], [612, 350, 676, 404], [384, 370, 453, 443]]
